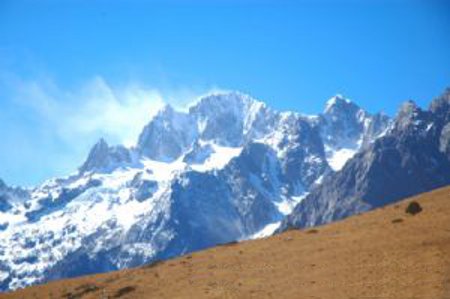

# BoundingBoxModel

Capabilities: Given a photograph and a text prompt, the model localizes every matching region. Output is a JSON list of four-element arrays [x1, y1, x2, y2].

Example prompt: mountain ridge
[[280, 87, 450, 231], [0, 89, 429, 291]]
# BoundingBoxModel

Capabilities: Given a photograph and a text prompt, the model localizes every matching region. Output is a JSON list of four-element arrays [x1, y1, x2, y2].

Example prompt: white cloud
[[12, 76, 166, 147]]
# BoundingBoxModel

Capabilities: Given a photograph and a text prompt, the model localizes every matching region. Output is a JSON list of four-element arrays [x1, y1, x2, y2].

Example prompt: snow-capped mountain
[[280, 88, 450, 230], [0, 91, 389, 291]]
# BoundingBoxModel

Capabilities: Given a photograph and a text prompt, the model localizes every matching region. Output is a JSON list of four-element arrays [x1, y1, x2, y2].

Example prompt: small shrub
[[64, 283, 99, 299], [405, 201, 422, 215], [114, 286, 136, 298]]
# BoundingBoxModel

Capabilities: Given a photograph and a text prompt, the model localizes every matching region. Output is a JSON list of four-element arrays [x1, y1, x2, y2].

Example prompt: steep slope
[[0, 91, 389, 291], [5, 186, 450, 299], [281, 88, 450, 230]]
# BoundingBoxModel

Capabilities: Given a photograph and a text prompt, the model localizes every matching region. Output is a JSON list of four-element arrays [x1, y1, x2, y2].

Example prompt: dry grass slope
[[3, 186, 450, 299]]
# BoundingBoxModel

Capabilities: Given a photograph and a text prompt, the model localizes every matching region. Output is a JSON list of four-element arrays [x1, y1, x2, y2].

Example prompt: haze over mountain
[[0, 88, 449, 292]]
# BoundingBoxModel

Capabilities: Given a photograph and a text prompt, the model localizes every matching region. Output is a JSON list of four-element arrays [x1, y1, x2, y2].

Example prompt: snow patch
[[326, 148, 357, 171], [249, 222, 281, 239], [324, 94, 351, 113], [190, 144, 242, 172]]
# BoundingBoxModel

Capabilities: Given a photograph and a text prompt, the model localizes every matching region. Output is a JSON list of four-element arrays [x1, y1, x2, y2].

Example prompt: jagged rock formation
[[280, 88, 450, 230]]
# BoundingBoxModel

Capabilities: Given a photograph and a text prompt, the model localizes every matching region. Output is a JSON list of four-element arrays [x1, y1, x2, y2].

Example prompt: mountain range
[[0, 88, 448, 291], [280, 88, 450, 230]]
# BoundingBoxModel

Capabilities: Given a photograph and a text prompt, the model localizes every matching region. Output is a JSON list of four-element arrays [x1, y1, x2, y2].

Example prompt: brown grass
[[2, 186, 450, 299]]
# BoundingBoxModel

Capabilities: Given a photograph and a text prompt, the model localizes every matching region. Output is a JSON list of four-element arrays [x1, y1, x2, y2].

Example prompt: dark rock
[[405, 201, 422, 215]]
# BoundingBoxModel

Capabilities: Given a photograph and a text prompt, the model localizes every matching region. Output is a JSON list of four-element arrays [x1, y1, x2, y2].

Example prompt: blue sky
[[0, 0, 449, 186]]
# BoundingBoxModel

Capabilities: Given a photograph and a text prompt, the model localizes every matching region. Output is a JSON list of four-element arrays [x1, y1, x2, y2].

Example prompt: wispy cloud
[[0, 74, 214, 185], [11, 76, 166, 147]]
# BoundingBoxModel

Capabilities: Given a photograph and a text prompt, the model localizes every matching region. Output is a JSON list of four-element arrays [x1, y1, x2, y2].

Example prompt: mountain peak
[[190, 91, 264, 113], [397, 100, 422, 122], [136, 91, 263, 161], [94, 137, 108, 149], [429, 87, 450, 115], [400, 99, 419, 110], [79, 138, 131, 173], [79, 138, 110, 173], [157, 103, 175, 115], [324, 94, 357, 114]]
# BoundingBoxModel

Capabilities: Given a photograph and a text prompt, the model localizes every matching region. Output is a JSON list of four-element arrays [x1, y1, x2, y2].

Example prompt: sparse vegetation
[[113, 286, 136, 298], [392, 218, 403, 223], [63, 283, 100, 299]]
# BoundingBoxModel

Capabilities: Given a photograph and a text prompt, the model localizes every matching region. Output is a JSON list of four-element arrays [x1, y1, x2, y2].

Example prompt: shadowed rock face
[[79, 138, 132, 174], [280, 88, 450, 231], [0, 180, 14, 213], [137, 105, 197, 162], [0, 180, 29, 213]]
